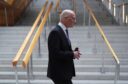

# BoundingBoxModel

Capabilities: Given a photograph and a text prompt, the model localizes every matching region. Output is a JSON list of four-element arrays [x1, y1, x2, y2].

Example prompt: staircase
[[86, 0, 118, 25], [15, 0, 118, 26], [0, 26, 128, 84]]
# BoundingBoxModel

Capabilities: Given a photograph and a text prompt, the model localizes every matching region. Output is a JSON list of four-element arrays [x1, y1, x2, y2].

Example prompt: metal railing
[[102, 0, 128, 25], [12, 0, 48, 84], [83, 0, 120, 84], [116, 3, 128, 24], [22, 1, 53, 83], [22, 1, 53, 68]]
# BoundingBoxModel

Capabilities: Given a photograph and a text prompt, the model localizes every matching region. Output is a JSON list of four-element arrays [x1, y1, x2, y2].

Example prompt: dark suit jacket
[[47, 25, 75, 80]]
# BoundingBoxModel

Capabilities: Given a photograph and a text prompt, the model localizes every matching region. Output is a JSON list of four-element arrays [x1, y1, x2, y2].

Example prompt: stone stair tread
[[0, 71, 128, 75], [0, 26, 128, 83], [0, 79, 128, 84]]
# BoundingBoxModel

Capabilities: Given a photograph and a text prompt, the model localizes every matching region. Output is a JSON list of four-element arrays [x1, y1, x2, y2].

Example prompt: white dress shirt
[[58, 22, 69, 38]]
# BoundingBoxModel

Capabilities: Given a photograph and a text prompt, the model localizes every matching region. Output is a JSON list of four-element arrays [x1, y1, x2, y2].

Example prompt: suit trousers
[[52, 78, 73, 84]]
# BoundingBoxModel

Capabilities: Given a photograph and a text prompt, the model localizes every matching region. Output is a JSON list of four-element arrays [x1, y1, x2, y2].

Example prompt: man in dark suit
[[47, 9, 81, 84]]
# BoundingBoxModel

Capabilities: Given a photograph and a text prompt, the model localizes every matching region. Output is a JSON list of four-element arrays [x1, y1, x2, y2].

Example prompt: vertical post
[[117, 7, 120, 23], [45, 13, 49, 41], [27, 63, 30, 84], [109, 0, 112, 10], [87, 14, 91, 38], [122, 3, 125, 23], [49, 12, 51, 25], [30, 54, 34, 78], [126, 15, 128, 24], [88, 14, 91, 26], [113, 4, 116, 17], [15, 66, 18, 84], [38, 37, 41, 56], [44, 26, 47, 41], [100, 40, 105, 73], [83, 6, 86, 26], [4, 8, 8, 26], [119, 7, 122, 24], [93, 28, 97, 54], [114, 64, 120, 84], [100, 35, 108, 74], [114, 65, 117, 84]]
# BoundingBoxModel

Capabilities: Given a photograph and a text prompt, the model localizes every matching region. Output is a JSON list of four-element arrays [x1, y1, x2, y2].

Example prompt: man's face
[[65, 13, 76, 27]]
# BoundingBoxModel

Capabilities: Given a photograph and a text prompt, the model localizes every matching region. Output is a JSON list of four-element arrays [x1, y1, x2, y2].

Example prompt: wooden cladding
[[4, 0, 14, 5], [0, 0, 32, 26], [0, 8, 14, 26]]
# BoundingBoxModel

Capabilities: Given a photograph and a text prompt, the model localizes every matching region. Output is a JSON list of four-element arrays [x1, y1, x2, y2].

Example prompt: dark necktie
[[65, 29, 69, 38], [65, 29, 71, 45]]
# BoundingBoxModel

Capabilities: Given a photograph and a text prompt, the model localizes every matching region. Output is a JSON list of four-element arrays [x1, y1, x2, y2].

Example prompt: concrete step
[[0, 72, 128, 80], [0, 79, 128, 84], [0, 26, 128, 84], [0, 65, 128, 72], [1, 53, 128, 59], [1, 58, 128, 65]]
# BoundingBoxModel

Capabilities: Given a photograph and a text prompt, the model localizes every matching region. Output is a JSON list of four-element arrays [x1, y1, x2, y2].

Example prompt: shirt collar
[[58, 22, 67, 31]]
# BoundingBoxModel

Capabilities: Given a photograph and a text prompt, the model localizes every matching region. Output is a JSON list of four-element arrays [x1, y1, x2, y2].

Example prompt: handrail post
[[38, 37, 41, 56], [14, 66, 18, 84], [93, 26, 97, 54], [45, 16, 49, 42], [83, 5, 86, 26], [122, 3, 125, 24], [4, 7, 8, 26], [126, 15, 128, 25], [100, 35, 106, 73], [109, 0, 112, 10], [100, 42, 105, 73], [49, 11, 51, 25], [113, 4, 116, 17], [114, 64, 120, 84], [44, 26, 47, 41], [87, 14, 91, 38], [27, 62, 30, 84], [22, 1, 53, 69], [45, 12, 51, 42], [88, 14, 91, 26], [30, 54, 34, 78], [83, 0, 120, 83]]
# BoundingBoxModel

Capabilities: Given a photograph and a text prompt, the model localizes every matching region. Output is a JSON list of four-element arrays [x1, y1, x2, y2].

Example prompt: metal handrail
[[22, 1, 53, 68], [83, 0, 120, 84], [12, 0, 48, 67], [103, 0, 127, 24], [83, 0, 120, 65], [105, 0, 128, 7]]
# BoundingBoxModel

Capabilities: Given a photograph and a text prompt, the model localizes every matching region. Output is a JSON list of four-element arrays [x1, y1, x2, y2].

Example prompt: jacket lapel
[[57, 25, 71, 47]]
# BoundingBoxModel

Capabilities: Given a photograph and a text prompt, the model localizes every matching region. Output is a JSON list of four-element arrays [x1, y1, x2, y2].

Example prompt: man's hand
[[73, 51, 81, 60]]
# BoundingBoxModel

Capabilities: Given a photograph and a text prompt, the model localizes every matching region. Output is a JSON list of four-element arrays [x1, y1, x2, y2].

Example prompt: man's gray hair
[[60, 9, 74, 21]]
